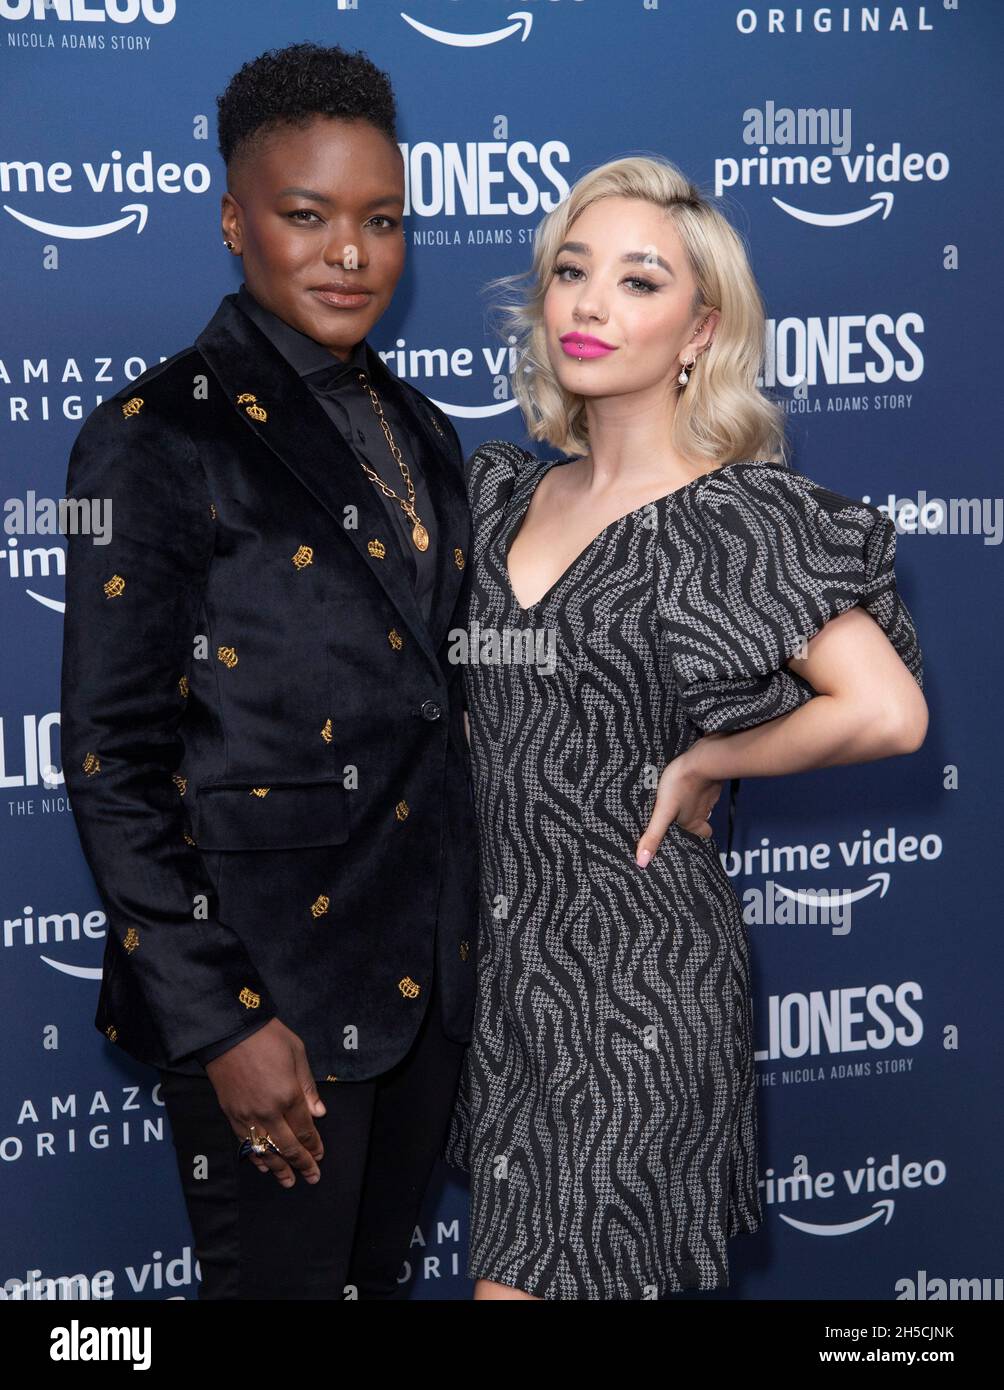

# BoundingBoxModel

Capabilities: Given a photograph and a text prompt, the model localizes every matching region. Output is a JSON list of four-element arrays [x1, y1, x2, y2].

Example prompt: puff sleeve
[[464, 439, 529, 542], [661, 463, 924, 736]]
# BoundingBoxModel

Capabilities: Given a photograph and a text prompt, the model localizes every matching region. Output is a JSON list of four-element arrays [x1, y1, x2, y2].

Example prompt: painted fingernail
[[637, 849, 652, 868]]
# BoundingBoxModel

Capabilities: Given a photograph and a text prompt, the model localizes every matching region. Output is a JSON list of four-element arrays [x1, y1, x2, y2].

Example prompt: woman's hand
[[635, 742, 723, 867], [204, 1019, 327, 1187]]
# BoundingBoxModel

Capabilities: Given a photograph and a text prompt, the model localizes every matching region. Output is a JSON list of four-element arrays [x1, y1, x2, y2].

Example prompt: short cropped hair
[[217, 40, 398, 175]]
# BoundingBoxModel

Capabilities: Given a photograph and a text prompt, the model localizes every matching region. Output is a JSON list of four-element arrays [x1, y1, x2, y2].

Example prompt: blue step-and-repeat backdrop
[[1, 0, 1001, 1303]]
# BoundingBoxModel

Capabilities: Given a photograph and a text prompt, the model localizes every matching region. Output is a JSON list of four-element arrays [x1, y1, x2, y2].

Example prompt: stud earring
[[223, 239, 235, 251]]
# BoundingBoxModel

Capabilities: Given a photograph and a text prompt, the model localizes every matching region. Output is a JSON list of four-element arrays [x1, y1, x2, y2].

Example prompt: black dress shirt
[[234, 283, 438, 618], [189, 283, 440, 1068]]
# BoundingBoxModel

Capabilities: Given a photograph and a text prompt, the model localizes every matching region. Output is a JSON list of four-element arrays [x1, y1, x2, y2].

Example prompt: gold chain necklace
[[355, 369, 429, 551]]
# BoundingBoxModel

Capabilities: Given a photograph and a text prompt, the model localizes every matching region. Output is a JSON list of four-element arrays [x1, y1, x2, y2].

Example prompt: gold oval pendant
[[412, 522, 429, 551]]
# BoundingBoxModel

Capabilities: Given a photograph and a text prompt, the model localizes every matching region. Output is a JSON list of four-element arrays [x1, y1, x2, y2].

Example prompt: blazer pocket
[[191, 778, 350, 852]]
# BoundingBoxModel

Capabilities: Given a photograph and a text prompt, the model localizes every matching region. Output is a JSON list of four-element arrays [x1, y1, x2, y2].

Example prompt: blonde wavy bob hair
[[488, 154, 788, 466]]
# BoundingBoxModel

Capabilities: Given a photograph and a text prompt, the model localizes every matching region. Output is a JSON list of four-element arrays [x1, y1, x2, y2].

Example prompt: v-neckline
[[501, 455, 767, 615]]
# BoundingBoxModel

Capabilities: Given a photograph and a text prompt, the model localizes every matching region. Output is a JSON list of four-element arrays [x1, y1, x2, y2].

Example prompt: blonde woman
[[443, 155, 927, 1301]]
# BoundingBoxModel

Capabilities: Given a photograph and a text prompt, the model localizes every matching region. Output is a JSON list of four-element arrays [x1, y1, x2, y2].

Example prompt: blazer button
[[421, 700, 441, 721]]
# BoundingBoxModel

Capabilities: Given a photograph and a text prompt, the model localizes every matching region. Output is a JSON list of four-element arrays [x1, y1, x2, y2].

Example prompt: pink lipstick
[[559, 332, 617, 359]]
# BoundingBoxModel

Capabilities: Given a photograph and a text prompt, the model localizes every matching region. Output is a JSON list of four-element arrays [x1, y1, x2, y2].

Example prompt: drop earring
[[678, 352, 697, 386]]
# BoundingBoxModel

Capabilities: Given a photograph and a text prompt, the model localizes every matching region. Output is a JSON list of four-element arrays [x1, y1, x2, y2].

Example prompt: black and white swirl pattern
[[443, 441, 922, 1300]]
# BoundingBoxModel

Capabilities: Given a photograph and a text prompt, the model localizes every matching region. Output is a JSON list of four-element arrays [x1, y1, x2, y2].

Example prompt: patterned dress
[[443, 441, 923, 1299]]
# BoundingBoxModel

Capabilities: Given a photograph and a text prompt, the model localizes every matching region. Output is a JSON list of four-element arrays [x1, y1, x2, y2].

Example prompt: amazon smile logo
[[2, 149, 211, 241], [400, 8, 533, 46], [714, 102, 950, 223], [380, 338, 524, 420], [723, 827, 942, 935], [735, 874, 896, 936], [763, 1151, 947, 1238]]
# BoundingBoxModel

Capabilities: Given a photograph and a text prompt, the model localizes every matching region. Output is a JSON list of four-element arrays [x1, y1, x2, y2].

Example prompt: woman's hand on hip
[[635, 745, 723, 867]]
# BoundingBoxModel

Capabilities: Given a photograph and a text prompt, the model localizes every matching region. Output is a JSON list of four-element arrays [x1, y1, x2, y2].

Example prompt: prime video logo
[[0, 1, 175, 21], [715, 103, 949, 225]]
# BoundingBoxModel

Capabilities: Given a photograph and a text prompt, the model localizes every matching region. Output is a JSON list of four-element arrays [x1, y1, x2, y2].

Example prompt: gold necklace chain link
[[355, 369, 429, 551]]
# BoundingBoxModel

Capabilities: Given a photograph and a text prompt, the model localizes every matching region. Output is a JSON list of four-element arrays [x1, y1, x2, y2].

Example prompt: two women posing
[[62, 41, 926, 1302]]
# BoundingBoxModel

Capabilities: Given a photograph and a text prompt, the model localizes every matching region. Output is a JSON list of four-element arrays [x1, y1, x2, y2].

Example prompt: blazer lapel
[[195, 294, 470, 668], [364, 344, 470, 650]]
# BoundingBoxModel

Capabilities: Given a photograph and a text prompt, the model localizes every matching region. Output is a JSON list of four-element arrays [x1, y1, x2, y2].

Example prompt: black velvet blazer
[[60, 292, 479, 1079]]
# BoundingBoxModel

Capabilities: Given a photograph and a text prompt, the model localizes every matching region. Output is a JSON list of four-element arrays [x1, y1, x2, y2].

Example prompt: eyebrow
[[276, 187, 404, 208], [555, 240, 674, 275]]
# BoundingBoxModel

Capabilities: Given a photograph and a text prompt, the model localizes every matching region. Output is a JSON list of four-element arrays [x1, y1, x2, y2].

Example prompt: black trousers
[[158, 965, 466, 1300]]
